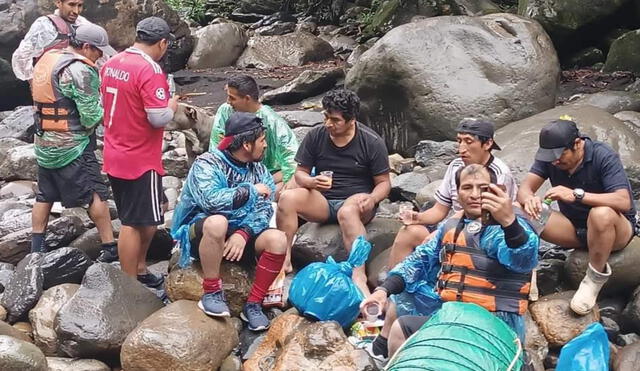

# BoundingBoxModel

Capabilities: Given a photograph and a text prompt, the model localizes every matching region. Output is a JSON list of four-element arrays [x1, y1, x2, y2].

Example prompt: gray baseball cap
[[136, 17, 175, 43], [73, 23, 117, 57]]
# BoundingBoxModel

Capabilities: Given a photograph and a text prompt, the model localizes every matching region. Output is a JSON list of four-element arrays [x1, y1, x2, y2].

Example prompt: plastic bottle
[[167, 74, 176, 97], [538, 198, 553, 225]]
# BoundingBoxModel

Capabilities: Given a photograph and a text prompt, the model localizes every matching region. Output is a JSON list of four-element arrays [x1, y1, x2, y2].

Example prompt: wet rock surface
[[121, 300, 239, 371], [237, 32, 334, 69], [0, 106, 35, 143], [69, 220, 122, 260], [40, 248, 91, 290], [45, 357, 110, 371], [261, 67, 345, 105], [614, 341, 640, 371], [1, 254, 43, 324], [0, 320, 32, 343], [0, 335, 47, 371], [188, 22, 248, 69], [29, 284, 79, 356]]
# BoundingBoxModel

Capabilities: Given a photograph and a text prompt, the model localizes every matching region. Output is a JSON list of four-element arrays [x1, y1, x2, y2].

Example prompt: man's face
[[56, 0, 83, 23], [323, 110, 354, 136], [457, 133, 492, 165], [248, 132, 267, 162], [551, 139, 582, 171], [80, 44, 102, 63], [226, 86, 252, 112], [457, 169, 491, 219]]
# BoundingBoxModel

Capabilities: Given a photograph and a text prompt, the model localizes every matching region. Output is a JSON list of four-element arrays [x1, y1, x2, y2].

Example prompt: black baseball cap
[[218, 112, 264, 150], [535, 119, 580, 162], [136, 17, 175, 43], [455, 118, 501, 150]]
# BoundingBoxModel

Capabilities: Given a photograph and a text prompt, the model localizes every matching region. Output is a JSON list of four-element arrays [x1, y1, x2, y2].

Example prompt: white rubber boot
[[570, 263, 611, 315]]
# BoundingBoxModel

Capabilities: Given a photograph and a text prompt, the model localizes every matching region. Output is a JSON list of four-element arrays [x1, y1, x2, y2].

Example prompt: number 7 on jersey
[[105, 86, 118, 128]]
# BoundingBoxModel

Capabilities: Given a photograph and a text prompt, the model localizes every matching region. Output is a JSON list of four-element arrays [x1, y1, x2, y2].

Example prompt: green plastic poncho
[[386, 302, 525, 371], [209, 103, 299, 183], [34, 54, 103, 169]]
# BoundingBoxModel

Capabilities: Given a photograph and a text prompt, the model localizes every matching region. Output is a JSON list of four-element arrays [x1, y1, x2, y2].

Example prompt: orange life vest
[[32, 49, 95, 133], [436, 218, 531, 315], [34, 14, 73, 65]]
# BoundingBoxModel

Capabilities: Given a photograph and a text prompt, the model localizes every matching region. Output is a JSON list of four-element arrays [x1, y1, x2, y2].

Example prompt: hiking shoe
[[241, 302, 270, 331], [96, 245, 119, 263], [198, 291, 230, 317], [348, 336, 388, 368], [137, 272, 165, 289]]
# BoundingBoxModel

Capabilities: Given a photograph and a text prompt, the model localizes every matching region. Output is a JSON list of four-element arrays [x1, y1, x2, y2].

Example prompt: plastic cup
[[320, 170, 333, 187], [398, 204, 413, 223], [365, 303, 380, 322]]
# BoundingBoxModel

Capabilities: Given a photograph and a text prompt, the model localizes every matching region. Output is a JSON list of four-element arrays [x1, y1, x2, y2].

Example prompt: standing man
[[518, 119, 636, 315], [209, 75, 299, 198], [100, 17, 179, 287], [30, 23, 116, 254], [12, 0, 97, 81], [172, 112, 287, 331], [388, 118, 518, 268], [277, 89, 391, 295]]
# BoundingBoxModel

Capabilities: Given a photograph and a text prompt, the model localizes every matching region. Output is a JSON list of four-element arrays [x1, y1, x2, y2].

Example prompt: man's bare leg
[[586, 206, 633, 272], [198, 215, 228, 279], [136, 226, 158, 275], [118, 225, 142, 277], [387, 225, 430, 269], [87, 192, 115, 244]]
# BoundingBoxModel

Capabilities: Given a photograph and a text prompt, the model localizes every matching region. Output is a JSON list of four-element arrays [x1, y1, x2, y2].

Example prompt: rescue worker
[[12, 0, 105, 82], [30, 23, 116, 254], [209, 74, 299, 199], [356, 164, 539, 363]]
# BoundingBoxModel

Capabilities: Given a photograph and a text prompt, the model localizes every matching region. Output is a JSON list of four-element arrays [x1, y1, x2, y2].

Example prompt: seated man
[[209, 74, 299, 198], [518, 119, 636, 315], [277, 89, 391, 295], [389, 118, 518, 268], [359, 164, 538, 363], [172, 112, 287, 331]]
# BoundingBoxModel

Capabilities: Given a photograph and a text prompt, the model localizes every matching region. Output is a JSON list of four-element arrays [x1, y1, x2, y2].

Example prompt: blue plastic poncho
[[557, 322, 609, 371], [289, 236, 372, 328], [389, 216, 539, 341], [171, 149, 275, 268]]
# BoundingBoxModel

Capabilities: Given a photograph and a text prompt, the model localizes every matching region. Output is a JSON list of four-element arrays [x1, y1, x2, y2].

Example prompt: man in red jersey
[[100, 17, 179, 288]]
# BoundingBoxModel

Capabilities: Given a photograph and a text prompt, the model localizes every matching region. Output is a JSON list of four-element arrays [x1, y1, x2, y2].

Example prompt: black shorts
[[397, 315, 430, 338], [188, 217, 264, 264], [573, 217, 635, 248], [109, 170, 164, 226], [325, 198, 379, 224], [36, 140, 109, 208]]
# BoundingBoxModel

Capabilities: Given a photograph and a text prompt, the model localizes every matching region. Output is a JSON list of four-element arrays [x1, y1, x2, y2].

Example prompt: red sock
[[247, 251, 285, 303], [202, 277, 222, 294]]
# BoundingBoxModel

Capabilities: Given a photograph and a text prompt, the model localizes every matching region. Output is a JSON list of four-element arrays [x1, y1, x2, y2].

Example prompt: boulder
[[0, 106, 36, 142], [570, 91, 640, 114], [0, 306, 5, 321], [0, 143, 37, 181], [346, 13, 559, 154], [69, 220, 122, 260], [278, 111, 323, 128], [0, 227, 31, 265], [121, 300, 238, 371], [620, 286, 640, 334], [220, 354, 242, 371], [256, 22, 296, 36], [187, 23, 248, 69], [614, 341, 640, 371], [28, 284, 79, 356], [12, 321, 32, 339], [1, 253, 43, 324], [323, 34, 357, 55], [40, 248, 91, 290], [261, 68, 344, 105], [165, 261, 252, 317], [0, 269, 14, 293], [347, 44, 368, 67], [292, 217, 402, 269], [244, 313, 377, 370], [495, 105, 640, 194], [535, 259, 564, 297], [162, 175, 182, 190], [0, 320, 32, 342], [162, 149, 189, 178], [603, 30, 640, 74], [414, 140, 458, 167], [45, 357, 110, 371], [44, 216, 85, 251], [388, 154, 414, 174], [0, 180, 36, 198], [564, 239, 640, 297], [614, 111, 640, 130], [0, 335, 47, 371], [236, 32, 334, 69], [55, 263, 164, 359], [238, 0, 281, 14], [415, 180, 443, 209], [0, 207, 31, 236], [390, 171, 432, 202], [524, 311, 549, 364], [292, 126, 314, 144], [529, 291, 600, 348]]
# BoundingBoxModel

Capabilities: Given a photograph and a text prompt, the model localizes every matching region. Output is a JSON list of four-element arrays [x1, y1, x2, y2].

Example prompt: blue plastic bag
[[556, 322, 609, 371], [288, 235, 372, 328]]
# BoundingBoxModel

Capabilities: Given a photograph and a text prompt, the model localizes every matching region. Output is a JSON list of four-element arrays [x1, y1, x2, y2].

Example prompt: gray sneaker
[[241, 302, 270, 331], [198, 291, 230, 317]]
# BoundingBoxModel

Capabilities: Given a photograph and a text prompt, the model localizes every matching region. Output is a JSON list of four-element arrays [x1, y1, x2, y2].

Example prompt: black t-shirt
[[295, 122, 390, 200], [529, 138, 636, 228]]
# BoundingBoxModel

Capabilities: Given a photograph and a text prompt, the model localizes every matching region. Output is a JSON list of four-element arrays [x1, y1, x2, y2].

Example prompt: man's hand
[[359, 289, 388, 317], [523, 195, 543, 220], [354, 193, 376, 214], [545, 185, 576, 204], [312, 175, 332, 191], [223, 233, 247, 261], [400, 210, 420, 226], [481, 184, 516, 227], [168, 95, 180, 112], [254, 183, 272, 199]]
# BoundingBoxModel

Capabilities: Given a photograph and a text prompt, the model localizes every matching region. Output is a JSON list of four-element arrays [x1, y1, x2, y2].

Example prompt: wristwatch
[[573, 188, 585, 202]]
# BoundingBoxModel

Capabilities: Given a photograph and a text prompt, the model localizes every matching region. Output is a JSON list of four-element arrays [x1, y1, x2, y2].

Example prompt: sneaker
[[198, 291, 230, 317], [137, 272, 165, 289], [240, 302, 270, 331], [96, 245, 119, 263], [348, 336, 388, 368]]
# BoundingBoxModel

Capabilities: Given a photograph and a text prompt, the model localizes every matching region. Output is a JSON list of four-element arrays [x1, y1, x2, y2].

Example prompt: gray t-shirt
[[434, 156, 518, 211]]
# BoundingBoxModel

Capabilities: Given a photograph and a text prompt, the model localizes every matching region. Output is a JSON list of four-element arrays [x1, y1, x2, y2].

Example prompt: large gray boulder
[[0, 106, 36, 142], [0, 227, 31, 265], [1, 253, 43, 324], [29, 284, 80, 356], [236, 32, 334, 69], [603, 30, 640, 74], [45, 357, 110, 371], [0, 143, 37, 181], [187, 23, 248, 69], [121, 300, 239, 371], [0, 335, 48, 371], [346, 13, 559, 154], [495, 105, 640, 197], [55, 263, 163, 360], [261, 67, 344, 105]]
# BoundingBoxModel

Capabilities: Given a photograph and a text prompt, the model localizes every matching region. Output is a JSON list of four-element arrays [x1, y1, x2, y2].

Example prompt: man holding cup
[[277, 89, 391, 296]]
